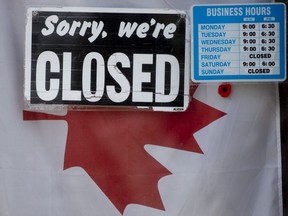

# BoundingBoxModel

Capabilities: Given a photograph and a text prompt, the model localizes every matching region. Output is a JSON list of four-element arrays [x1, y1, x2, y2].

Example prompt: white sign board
[[191, 3, 286, 82]]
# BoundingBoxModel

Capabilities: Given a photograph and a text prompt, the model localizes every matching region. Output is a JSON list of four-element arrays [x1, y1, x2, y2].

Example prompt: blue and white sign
[[191, 3, 286, 82]]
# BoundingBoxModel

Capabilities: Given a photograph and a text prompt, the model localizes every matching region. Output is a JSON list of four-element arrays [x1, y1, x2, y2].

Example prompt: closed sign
[[24, 7, 189, 111]]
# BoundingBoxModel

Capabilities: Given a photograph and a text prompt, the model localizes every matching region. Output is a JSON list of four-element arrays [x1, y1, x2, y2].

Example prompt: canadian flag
[[0, 0, 283, 216]]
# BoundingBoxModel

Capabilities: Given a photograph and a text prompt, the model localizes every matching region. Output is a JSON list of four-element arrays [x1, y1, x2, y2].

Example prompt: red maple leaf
[[23, 86, 225, 213]]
